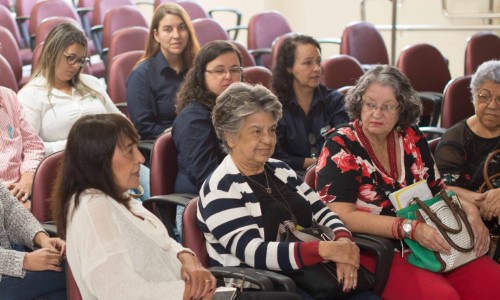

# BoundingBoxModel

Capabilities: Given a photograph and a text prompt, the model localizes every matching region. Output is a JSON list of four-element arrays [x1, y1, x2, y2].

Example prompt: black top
[[435, 120, 500, 191], [246, 171, 313, 241]]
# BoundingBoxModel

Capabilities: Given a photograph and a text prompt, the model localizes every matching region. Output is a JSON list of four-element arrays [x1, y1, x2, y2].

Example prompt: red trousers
[[362, 252, 500, 300]]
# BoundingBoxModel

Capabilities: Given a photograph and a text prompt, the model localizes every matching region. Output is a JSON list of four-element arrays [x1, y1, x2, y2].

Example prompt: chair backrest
[[396, 43, 451, 93], [34, 16, 81, 48], [29, 0, 82, 40], [107, 26, 148, 66], [150, 130, 178, 196], [340, 21, 389, 67], [101, 5, 148, 51], [192, 18, 229, 47], [0, 5, 24, 48], [176, 0, 209, 20], [107, 50, 143, 108], [243, 66, 273, 89], [270, 32, 296, 71], [441, 75, 474, 129], [0, 0, 11, 9], [31, 42, 43, 74], [229, 40, 256, 67], [182, 197, 209, 267], [0, 26, 22, 83], [31, 151, 64, 223], [0, 54, 18, 92], [247, 11, 292, 68], [464, 31, 500, 75], [66, 263, 83, 300], [92, 0, 134, 27], [320, 54, 365, 90]]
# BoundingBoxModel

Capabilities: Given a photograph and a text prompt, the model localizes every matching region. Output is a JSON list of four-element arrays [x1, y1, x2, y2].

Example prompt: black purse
[[277, 220, 376, 300]]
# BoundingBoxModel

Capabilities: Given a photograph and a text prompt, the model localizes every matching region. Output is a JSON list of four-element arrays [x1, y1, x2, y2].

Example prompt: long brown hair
[[52, 114, 140, 239], [138, 2, 199, 70]]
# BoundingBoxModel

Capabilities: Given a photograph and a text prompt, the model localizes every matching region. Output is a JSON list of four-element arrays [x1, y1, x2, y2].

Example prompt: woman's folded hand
[[318, 240, 360, 269]]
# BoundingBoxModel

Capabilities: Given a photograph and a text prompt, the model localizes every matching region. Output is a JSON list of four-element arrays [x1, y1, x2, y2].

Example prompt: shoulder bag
[[276, 220, 376, 300], [396, 190, 478, 272]]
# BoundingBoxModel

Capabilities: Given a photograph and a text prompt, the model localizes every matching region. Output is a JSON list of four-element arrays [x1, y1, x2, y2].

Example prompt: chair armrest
[[143, 194, 196, 238], [208, 267, 274, 291], [253, 269, 296, 292], [419, 126, 446, 140], [90, 25, 104, 56], [249, 48, 272, 66], [208, 7, 242, 39], [226, 25, 247, 40], [317, 37, 341, 45], [353, 233, 393, 296], [76, 7, 93, 36], [42, 222, 58, 237]]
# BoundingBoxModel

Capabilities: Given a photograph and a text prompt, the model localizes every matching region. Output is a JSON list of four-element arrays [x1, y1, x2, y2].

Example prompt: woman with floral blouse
[[315, 65, 500, 300]]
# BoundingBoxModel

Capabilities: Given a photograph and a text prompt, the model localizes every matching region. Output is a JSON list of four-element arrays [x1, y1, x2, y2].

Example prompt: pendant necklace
[[244, 169, 272, 194]]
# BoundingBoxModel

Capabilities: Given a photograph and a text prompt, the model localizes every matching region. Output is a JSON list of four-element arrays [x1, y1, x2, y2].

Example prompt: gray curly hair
[[470, 60, 500, 99], [344, 65, 422, 128]]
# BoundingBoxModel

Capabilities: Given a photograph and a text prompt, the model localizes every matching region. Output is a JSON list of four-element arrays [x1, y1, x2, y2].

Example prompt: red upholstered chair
[[154, 0, 243, 40], [320, 54, 365, 90], [464, 31, 500, 75], [66, 263, 83, 300], [192, 18, 229, 47], [440, 75, 474, 129], [270, 32, 296, 71], [230, 40, 256, 67], [0, 0, 10, 9], [34, 16, 81, 48], [0, 26, 29, 88], [340, 21, 389, 70], [14, 0, 36, 49], [243, 66, 273, 89], [396, 43, 451, 126], [0, 5, 32, 65], [106, 26, 148, 69], [0, 54, 18, 92], [31, 151, 65, 236], [303, 165, 392, 296], [247, 11, 292, 69], [99, 5, 148, 65], [106, 50, 143, 115]]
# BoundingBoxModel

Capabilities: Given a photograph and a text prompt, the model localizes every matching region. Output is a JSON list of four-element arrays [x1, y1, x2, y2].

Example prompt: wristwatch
[[402, 219, 413, 239]]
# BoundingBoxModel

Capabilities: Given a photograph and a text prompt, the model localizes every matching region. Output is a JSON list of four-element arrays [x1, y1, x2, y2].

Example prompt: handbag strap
[[415, 191, 474, 252], [479, 149, 500, 193], [414, 191, 462, 234]]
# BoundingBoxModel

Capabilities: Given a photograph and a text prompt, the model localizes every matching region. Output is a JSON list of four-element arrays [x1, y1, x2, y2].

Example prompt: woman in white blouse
[[52, 113, 216, 299], [17, 22, 150, 199], [17, 22, 119, 156]]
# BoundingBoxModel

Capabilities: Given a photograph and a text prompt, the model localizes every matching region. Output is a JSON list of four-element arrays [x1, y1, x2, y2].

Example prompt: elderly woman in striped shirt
[[197, 82, 376, 299]]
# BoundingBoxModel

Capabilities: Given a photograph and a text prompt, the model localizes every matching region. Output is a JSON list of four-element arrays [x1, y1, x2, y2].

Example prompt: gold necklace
[[244, 170, 272, 194]]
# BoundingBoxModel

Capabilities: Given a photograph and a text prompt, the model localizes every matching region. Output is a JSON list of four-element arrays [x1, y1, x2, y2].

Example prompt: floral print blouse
[[315, 121, 445, 217]]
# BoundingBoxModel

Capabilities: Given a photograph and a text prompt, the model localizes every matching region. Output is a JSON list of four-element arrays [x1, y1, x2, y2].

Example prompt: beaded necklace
[[355, 120, 398, 180]]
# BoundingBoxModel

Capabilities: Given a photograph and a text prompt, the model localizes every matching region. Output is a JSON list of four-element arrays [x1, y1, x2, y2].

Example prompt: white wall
[[139, 0, 500, 78]]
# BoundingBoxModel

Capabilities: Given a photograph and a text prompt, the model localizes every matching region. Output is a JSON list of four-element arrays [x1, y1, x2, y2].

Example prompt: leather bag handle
[[479, 149, 500, 193]]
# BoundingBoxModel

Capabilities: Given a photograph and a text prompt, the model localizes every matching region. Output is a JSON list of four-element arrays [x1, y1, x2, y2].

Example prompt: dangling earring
[[358, 120, 363, 126], [396, 125, 402, 132]]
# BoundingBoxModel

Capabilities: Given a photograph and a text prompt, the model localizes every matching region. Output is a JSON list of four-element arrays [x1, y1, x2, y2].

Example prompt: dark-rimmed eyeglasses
[[205, 66, 243, 77], [63, 53, 89, 67]]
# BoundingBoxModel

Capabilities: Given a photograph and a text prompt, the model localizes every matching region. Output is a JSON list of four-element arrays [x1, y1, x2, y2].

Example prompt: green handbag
[[396, 190, 478, 272]]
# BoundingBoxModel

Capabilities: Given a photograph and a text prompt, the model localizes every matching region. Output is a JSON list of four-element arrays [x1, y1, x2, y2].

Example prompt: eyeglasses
[[476, 90, 500, 105], [362, 101, 400, 113], [205, 66, 243, 77], [63, 53, 89, 67]]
